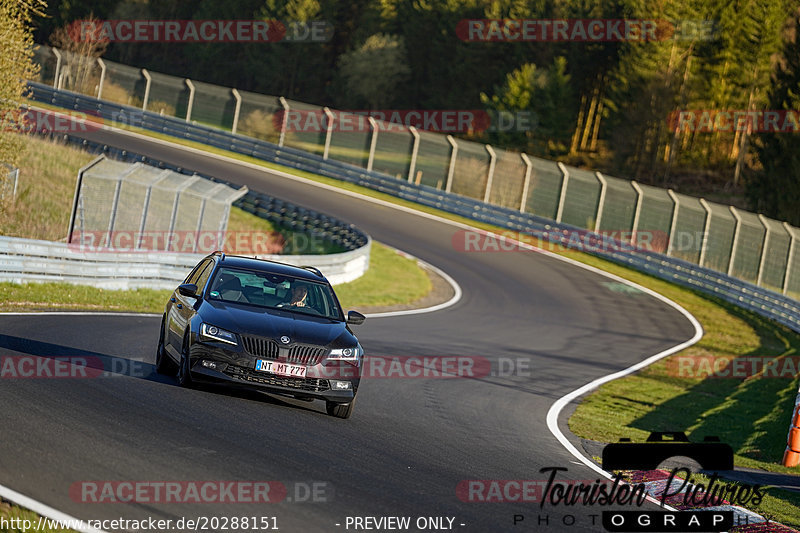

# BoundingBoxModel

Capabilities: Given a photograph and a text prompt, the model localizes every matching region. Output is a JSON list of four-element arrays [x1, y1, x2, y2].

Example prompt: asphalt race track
[[0, 129, 699, 532]]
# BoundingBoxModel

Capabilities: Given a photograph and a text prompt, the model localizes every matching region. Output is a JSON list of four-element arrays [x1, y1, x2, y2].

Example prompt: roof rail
[[212, 250, 225, 261], [301, 266, 323, 277]]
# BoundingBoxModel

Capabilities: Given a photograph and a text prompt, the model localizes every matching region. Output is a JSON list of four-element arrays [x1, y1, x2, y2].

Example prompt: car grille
[[223, 365, 330, 392], [242, 336, 280, 358], [241, 335, 327, 365]]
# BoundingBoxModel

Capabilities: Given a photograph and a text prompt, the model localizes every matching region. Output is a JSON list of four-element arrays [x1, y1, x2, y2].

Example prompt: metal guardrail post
[[322, 107, 334, 160], [184, 79, 196, 122], [666, 189, 680, 257], [594, 171, 608, 231], [96, 58, 106, 100], [519, 153, 532, 213], [699, 198, 712, 267], [483, 145, 497, 203], [141, 69, 152, 111], [278, 97, 289, 147], [11, 169, 19, 199], [630, 181, 643, 245], [555, 162, 569, 223], [367, 117, 378, 172], [407, 126, 420, 183], [783, 222, 796, 296], [757, 214, 770, 287], [727, 206, 742, 276], [231, 89, 242, 134], [445, 135, 458, 193], [67, 156, 105, 243], [52, 48, 62, 88]]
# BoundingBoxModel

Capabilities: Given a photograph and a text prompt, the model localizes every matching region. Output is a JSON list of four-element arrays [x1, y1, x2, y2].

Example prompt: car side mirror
[[346, 310, 365, 325], [178, 283, 198, 297]]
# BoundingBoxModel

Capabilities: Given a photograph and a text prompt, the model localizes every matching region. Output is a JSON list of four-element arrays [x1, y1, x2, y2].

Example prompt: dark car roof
[[211, 254, 327, 283]]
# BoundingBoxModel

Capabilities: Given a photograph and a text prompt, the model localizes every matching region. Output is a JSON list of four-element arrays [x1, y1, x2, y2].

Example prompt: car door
[[167, 258, 212, 352]]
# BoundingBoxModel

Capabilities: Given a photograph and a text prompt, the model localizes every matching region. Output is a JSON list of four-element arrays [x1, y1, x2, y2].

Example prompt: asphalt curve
[[0, 129, 698, 532]]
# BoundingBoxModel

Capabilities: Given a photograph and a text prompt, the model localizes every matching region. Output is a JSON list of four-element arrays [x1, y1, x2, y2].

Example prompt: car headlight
[[200, 323, 238, 345], [328, 345, 363, 366]]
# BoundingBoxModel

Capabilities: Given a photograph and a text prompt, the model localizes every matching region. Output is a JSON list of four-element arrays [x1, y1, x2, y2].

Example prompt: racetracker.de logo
[[0, 356, 104, 379], [68, 19, 334, 43], [2, 109, 102, 134], [70, 481, 287, 503], [456, 19, 715, 42], [668, 110, 800, 133], [666, 355, 800, 379], [275, 109, 535, 134]]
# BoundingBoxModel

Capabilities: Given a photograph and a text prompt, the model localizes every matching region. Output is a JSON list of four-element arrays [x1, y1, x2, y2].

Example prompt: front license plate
[[255, 359, 307, 378]]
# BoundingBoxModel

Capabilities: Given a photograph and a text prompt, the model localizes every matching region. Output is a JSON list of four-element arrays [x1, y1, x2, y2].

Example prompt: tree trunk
[[570, 94, 587, 154], [580, 87, 599, 151]]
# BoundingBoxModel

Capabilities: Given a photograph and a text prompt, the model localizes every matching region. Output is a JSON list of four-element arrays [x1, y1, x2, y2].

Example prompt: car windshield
[[207, 266, 342, 321]]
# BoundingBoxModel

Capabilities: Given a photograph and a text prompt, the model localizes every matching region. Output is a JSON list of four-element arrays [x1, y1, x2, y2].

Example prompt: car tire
[[326, 398, 355, 419], [177, 333, 194, 388], [155, 315, 177, 376]]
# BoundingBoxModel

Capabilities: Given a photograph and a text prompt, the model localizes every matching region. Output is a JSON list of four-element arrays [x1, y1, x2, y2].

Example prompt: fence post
[[67, 155, 105, 243], [367, 117, 378, 172], [278, 97, 289, 147], [727, 206, 742, 276], [699, 198, 712, 267], [630, 181, 644, 246], [141, 69, 152, 111], [96, 58, 106, 99], [445, 135, 458, 193], [519, 153, 532, 213], [666, 189, 680, 257], [12, 168, 19, 200], [483, 145, 497, 203], [323, 107, 334, 160], [52, 48, 62, 88], [184, 79, 195, 122], [783, 222, 796, 296], [407, 126, 420, 183], [166, 176, 200, 251], [594, 171, 608, 231], [231, 89, 242, 134], [106, 178, 124, 247], [555, 162, 569, 223], [756, 214, 770, 287]]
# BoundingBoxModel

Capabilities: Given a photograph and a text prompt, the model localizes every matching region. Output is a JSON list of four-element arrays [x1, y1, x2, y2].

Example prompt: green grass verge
[[20, 105, 800, 524], [0, 499, 73, 532]]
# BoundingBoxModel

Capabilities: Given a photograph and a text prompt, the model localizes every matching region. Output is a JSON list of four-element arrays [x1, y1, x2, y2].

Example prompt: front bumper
[[188, 342, 359, 403]]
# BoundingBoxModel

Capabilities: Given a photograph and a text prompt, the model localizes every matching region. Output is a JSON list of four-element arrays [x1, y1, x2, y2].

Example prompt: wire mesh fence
[[70, 156, 247, 252], [32, 45, 800, 300]]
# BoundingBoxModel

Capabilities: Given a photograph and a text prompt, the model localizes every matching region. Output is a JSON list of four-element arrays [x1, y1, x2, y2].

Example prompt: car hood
[[200, 300, 352, 347]]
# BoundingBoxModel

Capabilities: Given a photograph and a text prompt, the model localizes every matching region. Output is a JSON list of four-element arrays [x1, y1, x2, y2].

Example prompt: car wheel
[[155, 315, 177, 376], [177, 333, 194, 388], [326, 398, 355, 419]]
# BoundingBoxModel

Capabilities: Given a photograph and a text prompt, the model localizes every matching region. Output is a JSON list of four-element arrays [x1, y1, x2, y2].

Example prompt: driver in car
[[278, 284, 309, 308]]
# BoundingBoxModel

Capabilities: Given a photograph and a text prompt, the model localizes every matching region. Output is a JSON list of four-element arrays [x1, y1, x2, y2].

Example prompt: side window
[[184, 260, 209, 284], [194, 261, 215, 294]]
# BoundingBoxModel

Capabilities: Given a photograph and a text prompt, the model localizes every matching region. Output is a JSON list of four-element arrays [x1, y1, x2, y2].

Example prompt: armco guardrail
[[0, 234, 370, 289], [26, 84, 800, 334]]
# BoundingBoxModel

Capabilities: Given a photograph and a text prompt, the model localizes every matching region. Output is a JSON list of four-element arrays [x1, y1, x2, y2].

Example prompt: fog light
[[201, 360, 218, 369], [330, 380, 352, 390]]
